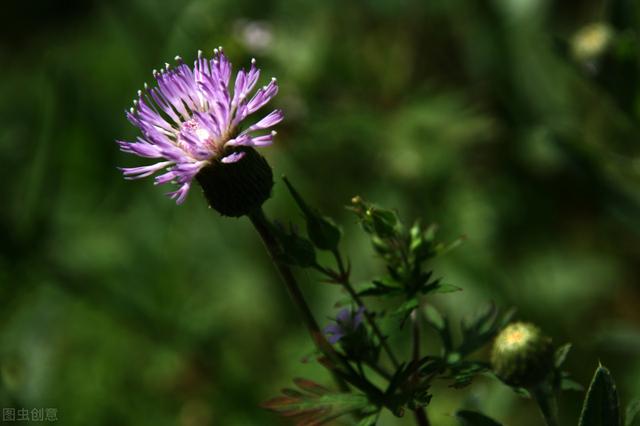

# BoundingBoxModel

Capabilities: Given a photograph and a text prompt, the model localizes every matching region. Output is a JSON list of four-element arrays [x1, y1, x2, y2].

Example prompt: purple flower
[[117, 48, 283, 204], [324, 307, 366, 344]]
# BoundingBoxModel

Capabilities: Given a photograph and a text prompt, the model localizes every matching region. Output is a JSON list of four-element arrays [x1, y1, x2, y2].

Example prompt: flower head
[[491, 322, 554, 387], [117, 48, 283, 204], [324, 307, 366, 344]]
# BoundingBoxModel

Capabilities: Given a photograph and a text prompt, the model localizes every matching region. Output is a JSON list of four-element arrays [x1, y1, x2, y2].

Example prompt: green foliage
[[420, 304, 514, 389], [262, 378, 378, 425], [458, 305, 515, 358], [626, 400, 640, 426], [579, 365, 621, 426], [271, 222, 317, 267], [382, 360, 434, 413], [350, 197, 464, 317], [552, 344, 584, 393], [554, 344, 572, 369], [2, 0, 640, 424], [283, 177, 342, 251], [425, 303, 514, 359]]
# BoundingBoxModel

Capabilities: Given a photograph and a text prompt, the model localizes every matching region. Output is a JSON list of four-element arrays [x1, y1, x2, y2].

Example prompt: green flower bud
[[196, 147, 273, 217], [572, 22, 613, 62], [491, 322, 554, 387]]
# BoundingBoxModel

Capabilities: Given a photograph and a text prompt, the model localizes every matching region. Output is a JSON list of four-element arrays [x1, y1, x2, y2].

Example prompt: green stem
[[248, 208, 385, 401], [531, 386, 559, 426], [411, 309, 430, 426], [331, 250, 400, 369], [249, 208, 333, 356]]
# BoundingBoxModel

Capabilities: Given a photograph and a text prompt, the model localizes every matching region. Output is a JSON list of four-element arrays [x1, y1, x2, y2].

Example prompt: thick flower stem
[[248, 208, 332, 355]]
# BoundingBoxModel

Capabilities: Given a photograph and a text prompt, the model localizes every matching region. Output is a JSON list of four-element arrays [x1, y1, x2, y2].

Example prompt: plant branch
[[248, 208, 385, 400], [249, 208, 333, 355], [411, 308, 430, 426], [330, 249, 401, 369]]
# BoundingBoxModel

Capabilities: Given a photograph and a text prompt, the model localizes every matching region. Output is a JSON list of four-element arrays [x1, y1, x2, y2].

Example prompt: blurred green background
[[1, 0, 640, 424]]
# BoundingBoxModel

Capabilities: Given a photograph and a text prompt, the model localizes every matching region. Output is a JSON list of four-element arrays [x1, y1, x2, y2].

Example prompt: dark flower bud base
[[196, 148, 274, 217]]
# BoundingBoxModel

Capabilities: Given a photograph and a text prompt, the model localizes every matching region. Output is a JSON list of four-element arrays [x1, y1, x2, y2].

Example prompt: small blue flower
[[324, 307, 366, 344]]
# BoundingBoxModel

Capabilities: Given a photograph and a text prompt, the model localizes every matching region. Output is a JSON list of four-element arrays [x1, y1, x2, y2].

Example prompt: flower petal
[[242, 109, 283, 134], [221, 151, 246, 163], [119, 161, 173, 179]]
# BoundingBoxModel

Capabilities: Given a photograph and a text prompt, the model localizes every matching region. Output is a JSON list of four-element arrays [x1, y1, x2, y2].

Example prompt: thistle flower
[[117, 47, 282, 211], [324, 307, 366, 344]]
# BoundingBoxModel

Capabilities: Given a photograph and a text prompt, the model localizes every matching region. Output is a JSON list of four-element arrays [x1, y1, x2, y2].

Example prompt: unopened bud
[[491, 322, 554, 387]]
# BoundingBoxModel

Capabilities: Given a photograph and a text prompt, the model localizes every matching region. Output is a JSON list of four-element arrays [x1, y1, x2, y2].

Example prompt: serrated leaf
[[625, 399, 640, 426], [456, 410, 503, 426], [555, 343, 572, 368], [578, 364, 621, 426]]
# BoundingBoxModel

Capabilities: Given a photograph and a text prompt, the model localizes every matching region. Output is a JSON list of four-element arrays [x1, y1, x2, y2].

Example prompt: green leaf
[[434, 236, 465, 256], [424, 304, 453, 352], [456, 410, 503, 426], [447, 362, 490, 389], [271, 222, 317, 267], [457, 304, 515, 357], [349, 196, 400, 238], [367, 207, 399, 238], [625, 399, 640, 426], [384, 362, 410, 397], [356, 412, 379, 426], [561, 377, 585, 392], [424, 304, 445, 330], [432, 283, 463, 294], [554, 343, 572, 368], [307, 214, 342, 251], [283, 176, 341, 251], [262, 378, 377, 425], [358, 279, 403, 297], [578, 364, 621, 426], [390, 298, 418, 325]]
